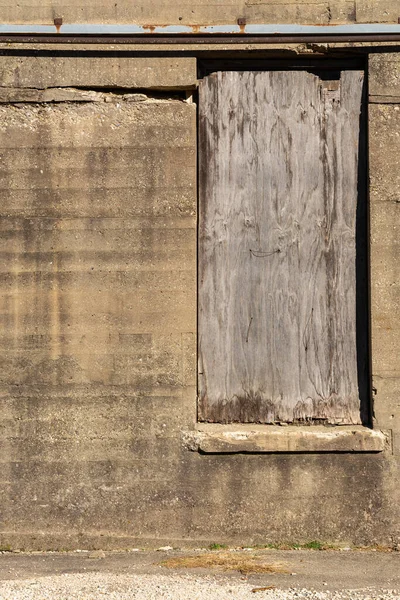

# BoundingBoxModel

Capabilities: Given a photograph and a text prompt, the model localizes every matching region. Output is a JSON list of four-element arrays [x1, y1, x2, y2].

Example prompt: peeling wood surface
[[198, 69, 364, 424]]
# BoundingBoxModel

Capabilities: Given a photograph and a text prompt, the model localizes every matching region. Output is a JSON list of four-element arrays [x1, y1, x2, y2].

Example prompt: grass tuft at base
[[161, 551, 289, 575]]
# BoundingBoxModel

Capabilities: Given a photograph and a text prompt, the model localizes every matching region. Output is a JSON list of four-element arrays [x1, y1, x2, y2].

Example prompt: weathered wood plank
[[198, 69, 364, 424]]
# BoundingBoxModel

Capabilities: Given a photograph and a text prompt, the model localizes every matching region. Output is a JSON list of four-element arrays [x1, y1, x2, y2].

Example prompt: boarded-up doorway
[[198, 64, 369, 425]]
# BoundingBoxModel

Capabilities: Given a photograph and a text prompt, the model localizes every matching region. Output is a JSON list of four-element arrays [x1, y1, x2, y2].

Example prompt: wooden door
[[198, 68, 366, 424]]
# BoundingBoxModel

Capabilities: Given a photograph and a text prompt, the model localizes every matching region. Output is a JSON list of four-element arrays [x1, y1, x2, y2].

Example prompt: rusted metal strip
[[2, 23, 400, 34], [1, 23, 400, 44], [1, 34, 400, 44]]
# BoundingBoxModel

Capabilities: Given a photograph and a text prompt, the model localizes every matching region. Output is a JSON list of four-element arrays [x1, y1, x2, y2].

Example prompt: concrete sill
[[185, 424, 390, 453]]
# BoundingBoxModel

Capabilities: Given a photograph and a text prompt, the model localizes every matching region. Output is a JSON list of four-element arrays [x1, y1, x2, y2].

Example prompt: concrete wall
[[369, 55, 400, 491], [0, 52, 399, 550], [0, 0, 398, 25]]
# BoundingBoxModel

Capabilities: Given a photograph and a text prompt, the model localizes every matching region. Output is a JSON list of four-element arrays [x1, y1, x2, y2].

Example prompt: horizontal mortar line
[[369, 99, 400, 104], [0, 143, 193, 146], [0, 214, 197, 223], [0, 145, 194, 149], [0, 213, 196, 217], [0, 470, 182, 475], [0, 218, 195, 222], [0, 268, 192, 273], [0, 270, 192, 275], [0, 254, 193, 260], [0, 165, 193, 170], [0, 228, 195, 232], [0, 164, 194, 170], [0, 148, 194, 153], [0, 459, 181, 463], [0, 149, 194, 154], [0, 268, 194, 280], [0, 274, 192, 279], [0, 229, 195, 235], [0, 186, 194, 191], [0, 247, 193, 252], [0, 214, 195, 218], [0, 331, 194, 338], [0, 395, 181, 400], [1, 393, 186, 398]]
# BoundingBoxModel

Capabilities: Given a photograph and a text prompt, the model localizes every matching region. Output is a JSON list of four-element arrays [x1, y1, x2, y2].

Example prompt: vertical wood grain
[[198, 69, 365, 424]]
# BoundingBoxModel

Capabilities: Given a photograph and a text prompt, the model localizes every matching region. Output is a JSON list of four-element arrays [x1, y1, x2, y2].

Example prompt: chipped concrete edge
[[0, 88, 191, 103], [0, 88, 151, 103], [182, 425, 391, 453]]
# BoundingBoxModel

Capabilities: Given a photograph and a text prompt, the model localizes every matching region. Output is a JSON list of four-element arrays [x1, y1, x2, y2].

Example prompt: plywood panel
[[198, 69, 364, 424]]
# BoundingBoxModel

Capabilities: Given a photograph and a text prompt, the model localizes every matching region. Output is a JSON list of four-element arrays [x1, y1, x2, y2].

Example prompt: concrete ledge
[[184, 424, 390, 453], [0, 56, 197, 90]]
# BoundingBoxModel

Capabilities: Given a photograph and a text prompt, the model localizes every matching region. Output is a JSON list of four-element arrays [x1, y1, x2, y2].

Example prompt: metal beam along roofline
[[2, 24, 400, 34], [1, 23, 400, 44]]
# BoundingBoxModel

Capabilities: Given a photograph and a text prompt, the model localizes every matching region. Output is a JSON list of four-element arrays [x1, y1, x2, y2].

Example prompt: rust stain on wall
[[53, 17, 63, 33]]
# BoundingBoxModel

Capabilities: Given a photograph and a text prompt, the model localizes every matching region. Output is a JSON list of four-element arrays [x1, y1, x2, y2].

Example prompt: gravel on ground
[[0, 572, 399, 600], [1, 549, 399, 599]]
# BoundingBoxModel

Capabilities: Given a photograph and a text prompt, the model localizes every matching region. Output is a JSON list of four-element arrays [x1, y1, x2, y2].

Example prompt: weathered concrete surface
[[370, 54, 400, 101], [0, 56, 197, 90], [0, 54, 399, 552], [0, 97, 198, 549], [366, 53, 400, 553], [187, 425, 389, 453], [0, 0, 398, 24], [369, 59, 400, 457], [355, 1, 399, 23], [369, 102, 400, 447]]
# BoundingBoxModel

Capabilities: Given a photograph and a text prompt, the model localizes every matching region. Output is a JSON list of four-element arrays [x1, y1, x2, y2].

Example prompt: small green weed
[[257, 540, 333, 551], [302, 541, 327, 550], [209, 543, 228, 551]]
